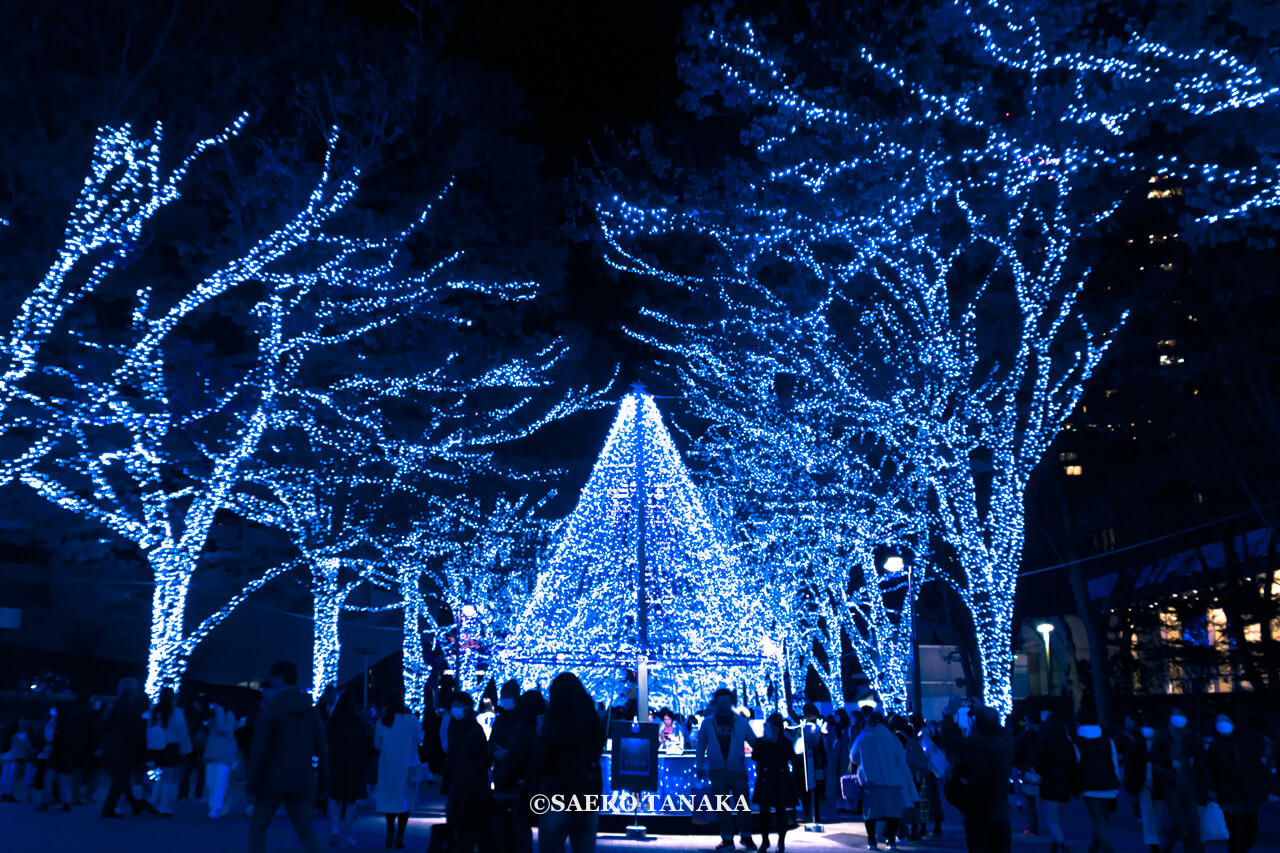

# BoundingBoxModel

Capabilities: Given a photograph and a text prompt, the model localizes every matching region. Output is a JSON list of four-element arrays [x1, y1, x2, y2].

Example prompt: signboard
[[609, 720, 659, 793]]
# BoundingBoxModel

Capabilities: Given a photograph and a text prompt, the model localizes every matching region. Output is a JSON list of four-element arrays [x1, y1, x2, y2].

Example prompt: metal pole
[[1043, 632, 1053, 695], [634, 396, 650, 722], [910, 564, 922, 716]]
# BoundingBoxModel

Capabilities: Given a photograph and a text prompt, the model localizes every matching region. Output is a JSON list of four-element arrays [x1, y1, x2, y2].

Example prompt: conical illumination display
[[499, 389, 781, 712]]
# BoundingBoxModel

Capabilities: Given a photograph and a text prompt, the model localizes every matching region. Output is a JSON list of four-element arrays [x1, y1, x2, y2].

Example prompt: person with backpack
[[1073, 705, 1121, 853], [941, 704, 1014, 853]]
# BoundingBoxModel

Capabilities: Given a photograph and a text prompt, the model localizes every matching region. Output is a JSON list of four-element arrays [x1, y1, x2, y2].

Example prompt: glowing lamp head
[[883, 556, 905, 573], [1036, 623, 1054, 636], [460, 603, 478, 619]]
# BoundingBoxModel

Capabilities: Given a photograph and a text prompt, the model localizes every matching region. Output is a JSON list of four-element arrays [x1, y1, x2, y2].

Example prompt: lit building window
[[1159, 354, 1185, 366], [1157, 339, 1178, 347], [1148, 187, 1184, 199], [1149, 233, 1178, 244], [1059, 451, 1078, 462], [1064, 465, 1083, 476]]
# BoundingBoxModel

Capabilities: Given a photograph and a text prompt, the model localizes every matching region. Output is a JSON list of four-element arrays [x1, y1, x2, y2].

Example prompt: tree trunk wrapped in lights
[[599, 0, 1280, 717], [4, 115, 603, 699]]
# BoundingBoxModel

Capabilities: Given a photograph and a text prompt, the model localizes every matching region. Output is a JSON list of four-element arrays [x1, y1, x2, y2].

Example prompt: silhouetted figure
[[752, 713, 799, 853], [942, 705, 1014, 853], [325, 692, 367, 847], [145, 687, 191, 815], [1150, 706, 1208, 853], [534, 673, 606, 853], [443, 691, 488, 852], [100, 678, 151, 818], [493, 689, 545, 853], [1073, 705, 1120, 853], [1206, 714, 1267, 853], [697, 687, 758, 851], [1034, 713, 1077, 853], [246, 660, 329, 853]]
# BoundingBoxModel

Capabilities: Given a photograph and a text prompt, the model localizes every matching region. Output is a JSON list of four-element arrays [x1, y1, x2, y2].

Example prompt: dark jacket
[[494, 692, 545, 794], [326, 714, 369, 804], [1206, 731, 1270, 814], [1013, 727, 1042, 773], [445, 715, 491, 822], [751, 735, 800, 808], [247, 687, 329, 798], [101, 693, 147, 768], [1121, 732, 1148, 795], [1072, 730, 1118, 795], [489, 707, 519, 789], [1034, 732, 1077, 803], [942, 719, 1015, 823], [1149, 726, 1209, 805], [532, 710, 606, 799]]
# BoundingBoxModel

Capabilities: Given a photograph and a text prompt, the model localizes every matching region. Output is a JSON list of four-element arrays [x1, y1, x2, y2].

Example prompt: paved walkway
[[4, 781, 1276, 853]]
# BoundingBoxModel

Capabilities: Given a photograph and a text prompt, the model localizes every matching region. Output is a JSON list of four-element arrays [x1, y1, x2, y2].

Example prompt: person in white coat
[[202, 702, 238, 819], [851, 712, 919, 851], [375, 698, 422, 850]]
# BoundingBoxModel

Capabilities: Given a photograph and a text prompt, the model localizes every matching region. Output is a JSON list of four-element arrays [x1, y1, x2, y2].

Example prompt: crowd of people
[[2, 671, 1278, 853]]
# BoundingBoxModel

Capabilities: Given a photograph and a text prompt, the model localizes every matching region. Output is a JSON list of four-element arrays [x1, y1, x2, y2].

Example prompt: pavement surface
[[4, 779, 1278, 853]]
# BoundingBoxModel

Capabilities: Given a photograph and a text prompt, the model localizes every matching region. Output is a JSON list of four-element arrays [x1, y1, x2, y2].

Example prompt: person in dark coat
[[489, 679, 521, 789], [444, 691, 490, 853], [246, 660, 329, 853], [58, 694, 99, 807], [1206, 714, 1269, 853], [493, 689, 546, 853], [325, 692, 367, 848], [533, 672, 607, 853], [99, 678, 153, 818], [1073, 705, 1121, 853], [942, 705, 1015, 853], [1149, 706, 1208, 853], [1034, 712, 1077, 853], [1013, 714, 1043, 836], [752, 713, 799, 853]]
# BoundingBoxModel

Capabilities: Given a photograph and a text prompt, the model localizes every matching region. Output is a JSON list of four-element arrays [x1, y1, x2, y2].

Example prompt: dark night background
[[1, 0, 1278, 700]]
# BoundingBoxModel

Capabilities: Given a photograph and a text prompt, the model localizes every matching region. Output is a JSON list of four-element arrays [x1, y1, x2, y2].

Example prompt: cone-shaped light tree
[[500, 389, 782, 712]]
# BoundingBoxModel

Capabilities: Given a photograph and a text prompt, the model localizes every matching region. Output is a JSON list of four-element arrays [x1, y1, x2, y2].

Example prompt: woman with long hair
[[146, 687, 191, 816], [752, 712, 799, 853], [533, 673, 606, 853], [375, 695, 421, 849], [327, 692, 368, 848]]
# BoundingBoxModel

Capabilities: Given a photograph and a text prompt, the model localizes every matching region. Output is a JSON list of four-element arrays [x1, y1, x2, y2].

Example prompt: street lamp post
[[884, 555, 921, 715], [1037, 623, 1055, 696]]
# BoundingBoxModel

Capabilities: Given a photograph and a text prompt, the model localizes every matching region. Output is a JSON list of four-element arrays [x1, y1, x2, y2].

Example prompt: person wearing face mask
[[1149, 707, 1207, 853], [1129, 720, 1160, 853], [1071, 704, 1121, 853], [1206, 714, 1268, 853], [443, 692, 489, 853], [487, 680, 522, 850]]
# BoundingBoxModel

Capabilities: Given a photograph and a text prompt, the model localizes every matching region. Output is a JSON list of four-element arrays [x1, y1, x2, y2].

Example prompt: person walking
[[1124, 719, 1159, 853], [145, 687, 191, 816], [1149, 706, 1208, 853], [1035, 712, 1077, 853], [851, 712, 918, 851], [798, 703, 827, 825], [1014, 713, 1044, 837], [493, 690, 545, 853], [203, 701, 238, 819], [325, 692, 367, 848], [942, 704, 1015, 853], [752, 712, 799, 853], [1073, 705, 1121, 853], [0, 710, 29, 803], [533, 672, 607, 853], [1206, 714, 1268, 853], [376, 695, 423, 850], [100, 679, 151, 817], [697, 687, 759, 851], [246, 660, 329, 853], [826, 710, 851, 805]]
